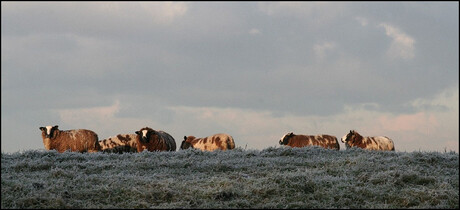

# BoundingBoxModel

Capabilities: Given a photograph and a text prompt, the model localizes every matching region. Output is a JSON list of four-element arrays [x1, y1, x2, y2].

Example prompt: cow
[[180, 133, 235, 151], [279, 132, 340, 150], [99, 134, 138, 153], [39, 125, 100, 153], [134, 127, 176, 152], [341, 130, 395, 151]]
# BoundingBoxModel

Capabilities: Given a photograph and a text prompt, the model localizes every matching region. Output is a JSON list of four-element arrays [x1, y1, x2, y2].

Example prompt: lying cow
[[279, 132, 340, 150], [341, 130, 395, 151], [180, 133, 235, 151], [99, 134, 138, 153]]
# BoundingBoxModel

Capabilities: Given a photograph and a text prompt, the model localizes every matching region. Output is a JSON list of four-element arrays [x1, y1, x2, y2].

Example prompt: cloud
[[380, 23, 416, 60], [248, 28, 261, 35], [408, 85, 459, 112], [354, 86, 458, 151], [139, 2, 188, 24], [1, 2, 188, 37], [355, 16, 368, 26], [58, 100, 121, 127], [377, 112, 438, 135], [56, 100, 164, 139], [2, 2, 457, 154], [313, 41, 336, 61], [258, 2, 346, 26], [167, 84, 458, 152], [168, 105, 309, 150]]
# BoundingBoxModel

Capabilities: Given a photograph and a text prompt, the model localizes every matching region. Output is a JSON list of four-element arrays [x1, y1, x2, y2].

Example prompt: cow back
[[186, 133, 235, 151], [44, 129, 99, 153], [156, 130, 177, 151], [355, 136, 395, 151], [99, 134, 138, 153], [285, 134, 339, 150]]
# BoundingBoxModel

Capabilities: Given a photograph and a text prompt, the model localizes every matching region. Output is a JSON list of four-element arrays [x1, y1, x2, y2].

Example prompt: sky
[[1, 2, 459, 153]]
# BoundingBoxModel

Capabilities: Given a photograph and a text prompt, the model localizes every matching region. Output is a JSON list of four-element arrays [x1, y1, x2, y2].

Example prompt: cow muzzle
[[141, 136, 149, 143]]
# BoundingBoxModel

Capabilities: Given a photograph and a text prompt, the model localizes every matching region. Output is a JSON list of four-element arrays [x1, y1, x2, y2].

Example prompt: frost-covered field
[[2, 147, 459, 209]]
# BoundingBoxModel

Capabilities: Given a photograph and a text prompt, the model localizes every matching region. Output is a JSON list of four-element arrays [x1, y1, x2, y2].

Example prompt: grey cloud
[[4, 2, 458, 117]]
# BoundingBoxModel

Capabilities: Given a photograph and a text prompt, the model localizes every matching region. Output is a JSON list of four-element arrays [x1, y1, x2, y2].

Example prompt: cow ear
[[184, 136, 187, 140], [39, 127, 45, 131], [135, 131, 140, 135], [53, 125, 59, 130], [289, 132, 294, 136]]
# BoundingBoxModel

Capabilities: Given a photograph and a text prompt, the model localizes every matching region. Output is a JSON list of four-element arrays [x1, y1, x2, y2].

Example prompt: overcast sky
[[2, 2, 458, 153]]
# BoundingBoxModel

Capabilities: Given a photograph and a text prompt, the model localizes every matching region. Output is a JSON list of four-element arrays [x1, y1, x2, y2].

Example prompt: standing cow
[[180, 133, 235, 151], [39, 125, 100, 153], [341, 130, 395, 151], [279, 132, 340, 150], [134, 127, 176, 152]]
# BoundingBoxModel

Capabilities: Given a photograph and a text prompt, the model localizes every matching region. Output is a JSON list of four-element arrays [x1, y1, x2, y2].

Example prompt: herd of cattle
[[39, 125, 395, 153]]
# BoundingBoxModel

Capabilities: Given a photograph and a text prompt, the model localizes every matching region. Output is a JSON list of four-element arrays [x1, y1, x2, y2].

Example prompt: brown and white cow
[[99, 134, 138, 153], [341, 130, 395, 151], [134, 127, 176, 152], [180, 133, 235, 151], [279, 132, 340, 150]]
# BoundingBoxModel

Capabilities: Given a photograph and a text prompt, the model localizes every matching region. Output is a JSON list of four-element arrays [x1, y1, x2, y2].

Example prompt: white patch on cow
[[99, 134, 138, 150], [280, 132, 293, 143], [280, 134, 288, 142], [46, 126, 53, 135], [193, 140, 220, 151], [69, 130, 78, 140], [314, 135, 321, 143], [373, 136, 394, 150], [142, 130, 148, 138], [358, 136, 394, 151], [363, 137, 377, 150], [306, 136, 312, 145]]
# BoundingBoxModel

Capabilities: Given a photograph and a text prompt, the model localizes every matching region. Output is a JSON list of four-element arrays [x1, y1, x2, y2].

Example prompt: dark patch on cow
[[180, 133, 235, 151], [99, 134, 138, 153], [215, 136, 222, 148], [134, 127, 176, 152], [102, 145, 138, 153], [279, 132, 340, 150], [180, 136, 194, 150]]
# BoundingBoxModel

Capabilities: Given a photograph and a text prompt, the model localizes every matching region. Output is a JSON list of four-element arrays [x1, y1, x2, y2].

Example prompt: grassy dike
[[1, 147, 459, 209]]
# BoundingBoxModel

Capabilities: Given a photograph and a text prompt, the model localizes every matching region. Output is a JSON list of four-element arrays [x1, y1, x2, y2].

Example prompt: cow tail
[[95, 140, 102, 152]]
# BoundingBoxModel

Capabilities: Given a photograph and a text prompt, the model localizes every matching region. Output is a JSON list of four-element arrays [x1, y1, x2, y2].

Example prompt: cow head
[[341, 130, 357, 143], [279, 132, 294, 145], [180, 136, 195, 150], [135, 127, 155, 143], [39, 125, 59, 139]]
